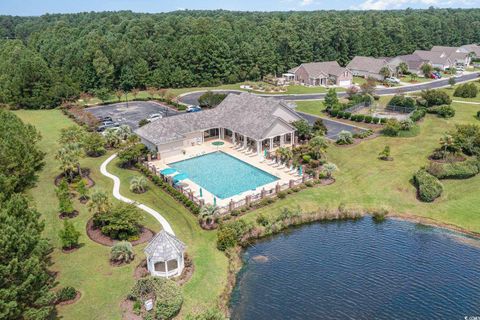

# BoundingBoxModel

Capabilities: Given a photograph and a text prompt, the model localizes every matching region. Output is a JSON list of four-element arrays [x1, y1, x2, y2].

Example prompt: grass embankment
[[241, 102, 480, 232], [15, 110, 227, 319]]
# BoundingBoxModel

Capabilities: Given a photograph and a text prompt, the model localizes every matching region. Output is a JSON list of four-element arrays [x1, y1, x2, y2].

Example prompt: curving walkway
[[100, 154, 175, 235]]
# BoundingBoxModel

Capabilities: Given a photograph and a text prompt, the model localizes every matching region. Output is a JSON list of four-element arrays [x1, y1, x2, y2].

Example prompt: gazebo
[[144, 230, 186, 278]]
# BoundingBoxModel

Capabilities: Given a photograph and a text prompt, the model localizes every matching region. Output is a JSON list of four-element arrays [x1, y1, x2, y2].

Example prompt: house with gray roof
[[431, 46, 471, 66], [413, 50, 453, 70], [135, 93, 302, 159], [346, 56, 392, 81], [387, 54, 429, 76], [284, 61, 352, 87], [460, 44, 480, 58]]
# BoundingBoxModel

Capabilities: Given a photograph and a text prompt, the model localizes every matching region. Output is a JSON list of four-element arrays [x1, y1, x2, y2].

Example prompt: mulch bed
[[54, 168, 95, 188], [86, 218, 154, 247], [200, 222, 218, 230], [120, 299, 143, 320], [59, 210, 79, 219], [110, 258, 134, 268], [319, 178, 335, 186], [429, 156, 466, 163], [57, 291, 81, 306]]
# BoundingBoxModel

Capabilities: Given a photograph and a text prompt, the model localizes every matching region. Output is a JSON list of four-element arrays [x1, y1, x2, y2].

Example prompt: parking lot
[[87, 101, 179, 129], [297, 111, 367, 140]]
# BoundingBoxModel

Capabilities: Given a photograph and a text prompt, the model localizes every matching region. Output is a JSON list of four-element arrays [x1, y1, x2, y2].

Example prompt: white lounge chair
[[259, 156, 266, 163], [277, 162, 286, 169], [267, 158, 276, 166]]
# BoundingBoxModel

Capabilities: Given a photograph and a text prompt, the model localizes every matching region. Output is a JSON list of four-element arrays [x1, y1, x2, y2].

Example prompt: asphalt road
[[297, 111, 366, 140], [178, 72, 480, 105], [87, 101, 179, 129]]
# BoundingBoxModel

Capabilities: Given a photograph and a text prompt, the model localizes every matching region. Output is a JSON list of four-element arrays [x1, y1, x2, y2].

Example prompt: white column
[[257, 140, 261, 155], [269, 138, 273, 150], [244, 135, 247, 148], [232, 131, 236, 143], [280, 134, 285, 147]]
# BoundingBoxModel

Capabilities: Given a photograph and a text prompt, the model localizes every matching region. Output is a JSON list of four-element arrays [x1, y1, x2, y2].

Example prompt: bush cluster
[[421, 89, 452, 107], [93, 203, 142, 241], [427, 105, 455, 118], [413, 169, 443, 202], [427, 158, 480, 180], [353, 129, 374, 139], [329, 110, 382, 124], [382, 119, 401, 136], [136, 164, 200, 215], [388, 95, 416, 109], [110, 241, 135, 264], [129, 277, 183, 320], [454, 83, 478, 98]]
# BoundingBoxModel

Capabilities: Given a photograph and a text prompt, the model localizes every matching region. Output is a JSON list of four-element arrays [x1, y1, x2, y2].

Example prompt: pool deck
[[149, 140, 300, 207]]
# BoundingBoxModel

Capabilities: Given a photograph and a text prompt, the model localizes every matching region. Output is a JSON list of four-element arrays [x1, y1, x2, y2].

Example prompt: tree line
[[1, 8, 480, 108]]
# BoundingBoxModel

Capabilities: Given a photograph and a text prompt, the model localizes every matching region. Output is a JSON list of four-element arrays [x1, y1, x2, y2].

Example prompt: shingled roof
[[346, 56, 389, 74], [144, 230, 186, 262], [135, 93, 300, 145], [296, 61, 348, 77], [413, 50, 451, 65], [461, 44, 480, 56]]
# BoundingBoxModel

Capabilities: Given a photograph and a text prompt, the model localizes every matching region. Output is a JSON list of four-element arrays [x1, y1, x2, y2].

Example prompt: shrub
[[363, 115, 373, 123], [388, 95, 416, 109], [76, 179, 89, 201], [277, 191, 287, 199], [477, 110, 480, 119], [336, 130, 354, 145], [110, 241, 135, 264], [410, 108, 426, 122], [426, 159, 480, 179], [130, 277, 183, 320], [380, 118, 387, 124], [400, 118, 414, 131], [302, 154, 311, 163], [413, 169, 443, 202], [94, 203, 142, 240], [372, 117, 381, 124], [371, 208, 388, 222], [437, 105, 456, 118], [416, 97, 428, 108], [450, 124, 480, 156], [138, 119, 149, 127], [256, 214, 270, 227], [421, 89, 452, 106], [356, 114, 365, 122], [454, 83, 478, 98], [329, 109, 339, 117], [56, 179, 74, 215], [198, 91, 227, 108], [343, 112, 351, 119], [58, 220, 80, 249], [216, 220, 249, 251], [56, 287, 77, 303], [337, 111, 345, 118], [185, 308, 227, 320], [382, 119, 401, 136], [129, 176, 148, 193]]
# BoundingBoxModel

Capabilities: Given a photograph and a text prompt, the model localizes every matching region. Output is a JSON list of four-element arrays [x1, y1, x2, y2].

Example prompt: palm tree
[[322, 163, 338, 178], [56, 143, 83, 181], [309, 136, 328, 160], [397, 62, 409, 77], [379, 66, 391, 79], [336, 130, 353, 145], [200, 204, 219, 225], [129, 176, 148, 193], [88, 191, 112, 215], [104, 128, 121, 148], [439, 134, 459, 158], [275, 147, 293, 163], [117, 125, 132, 141]]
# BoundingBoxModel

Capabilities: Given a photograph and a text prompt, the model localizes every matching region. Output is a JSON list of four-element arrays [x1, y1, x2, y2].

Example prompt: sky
[[0, 0, 479, 16]]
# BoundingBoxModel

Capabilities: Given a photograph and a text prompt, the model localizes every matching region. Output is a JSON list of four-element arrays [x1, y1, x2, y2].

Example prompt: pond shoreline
[[220, 209, 480, 317]]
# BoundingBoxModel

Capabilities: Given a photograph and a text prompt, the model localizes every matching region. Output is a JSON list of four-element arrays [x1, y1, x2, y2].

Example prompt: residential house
[[431, 46, 471, 66], [412, 50, 452, 71], [387, 54, 429, 76], [346, 56, 392, 81], [460, 44, 480, 59], [284, 61, 353, 87], [135, 93, 302, 159]]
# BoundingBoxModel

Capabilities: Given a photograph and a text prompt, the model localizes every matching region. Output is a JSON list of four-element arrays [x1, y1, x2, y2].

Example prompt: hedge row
[[135, 163, 200, 215], [328, 109, 386, 124], [427, 158, 480, 180], [413, 169, 443, 202], [410, 108, 427, 122]]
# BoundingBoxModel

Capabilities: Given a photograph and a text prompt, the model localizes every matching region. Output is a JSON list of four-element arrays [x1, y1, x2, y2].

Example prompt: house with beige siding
[[285, 61, 352, 87], [135, 93, 301, 159]]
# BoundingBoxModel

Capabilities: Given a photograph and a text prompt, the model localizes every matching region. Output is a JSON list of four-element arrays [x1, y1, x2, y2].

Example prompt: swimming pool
[[168, 152, 279, 199]]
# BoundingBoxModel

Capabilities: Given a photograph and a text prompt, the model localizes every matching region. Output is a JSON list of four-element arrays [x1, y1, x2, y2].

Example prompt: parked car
[[101, 116, 113, 122], [96, 120, 119, 132], [186, 105, 202, 113], [385, 77, 400, 84], [147, 113, 162, 122]]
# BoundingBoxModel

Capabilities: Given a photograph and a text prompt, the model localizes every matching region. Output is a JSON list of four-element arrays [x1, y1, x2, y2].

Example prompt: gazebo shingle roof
[[135, 93, 299, 145], [144, 230, 186, 262]]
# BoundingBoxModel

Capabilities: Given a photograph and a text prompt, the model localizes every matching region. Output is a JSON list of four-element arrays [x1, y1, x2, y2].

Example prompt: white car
[[147, 113, 162, 122], [386, 77, 400, 84]]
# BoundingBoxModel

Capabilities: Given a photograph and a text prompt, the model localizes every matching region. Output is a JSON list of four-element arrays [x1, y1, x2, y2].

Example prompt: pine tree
[[76, 179, 89, 201], [56, 179, 74, 215], [59, 220, 81, 250], [0, 194, 55, 319]]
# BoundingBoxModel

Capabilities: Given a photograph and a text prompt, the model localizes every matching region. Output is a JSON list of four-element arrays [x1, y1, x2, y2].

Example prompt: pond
[[230, 218, 480, 319]]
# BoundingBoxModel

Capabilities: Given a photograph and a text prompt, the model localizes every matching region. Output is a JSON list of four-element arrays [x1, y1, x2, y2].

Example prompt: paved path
[[452, 100, 480, 105], [296, 111, 367, 140], [178, 72, 480, 105], [100, 154, 175, 235]]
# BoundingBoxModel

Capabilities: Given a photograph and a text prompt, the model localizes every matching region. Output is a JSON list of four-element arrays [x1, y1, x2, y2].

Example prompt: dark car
[[101, 116, 113, 122]]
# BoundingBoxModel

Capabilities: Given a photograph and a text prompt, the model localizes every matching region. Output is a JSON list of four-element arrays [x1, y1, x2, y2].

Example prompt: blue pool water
[[168, 152, 278, 199], [230, 219, 480, 319]]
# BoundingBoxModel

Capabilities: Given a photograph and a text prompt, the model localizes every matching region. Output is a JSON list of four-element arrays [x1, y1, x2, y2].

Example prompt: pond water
[[230, 218, 480, 320]]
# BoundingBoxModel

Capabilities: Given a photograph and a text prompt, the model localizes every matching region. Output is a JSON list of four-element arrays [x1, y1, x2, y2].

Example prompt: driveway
[[87, 101, 179, 129], [178, 72, 480, 105], [296, 111, 367, 140]]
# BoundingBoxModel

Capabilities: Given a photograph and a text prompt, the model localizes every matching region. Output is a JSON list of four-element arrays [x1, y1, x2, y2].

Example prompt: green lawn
[[295, 100, 325, 116], [15, 110, 227, 319], [241, 101, 480, 233], [444, 81, 480, 104]]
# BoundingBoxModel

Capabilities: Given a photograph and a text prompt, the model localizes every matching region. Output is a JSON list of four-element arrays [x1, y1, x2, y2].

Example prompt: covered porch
[[207, 127, 295, 155]]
